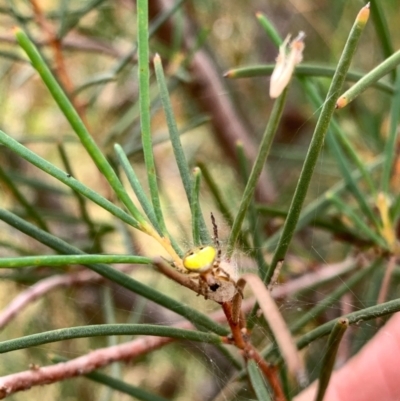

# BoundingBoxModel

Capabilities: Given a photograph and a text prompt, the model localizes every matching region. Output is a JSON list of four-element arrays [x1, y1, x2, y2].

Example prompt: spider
[[182, 213, 238, 301]]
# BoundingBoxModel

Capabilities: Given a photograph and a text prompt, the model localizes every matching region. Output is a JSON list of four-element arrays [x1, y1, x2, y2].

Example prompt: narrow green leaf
[[197, 161, 234, 226], [0, 254, 151, 269], [264, 157, 382, 251], [114, 144, 160, 232], [255, 12, 282, 47], [327, 192, 387, 249], [153, 54, 192, 202], [296, 296, 400, 352], [57, 143, 101, 251], [337, 49, 400, 108], [0, 130, 141, 230], [0, 324, 222, 354], [0, 164, 48, 231], [114, 144, 183, 256], [325, 130, 380, 229], [369, 0, 394, 78], [303, 79, 377, 196], [191, 169, 201, 246], [225, 64, 394, 94], [137, 0, 167, 233], [227, 87, 288, 259], [382, 68, 400, 192], [314, 319, 349, 401], [236, 142, 268, 277], [248, 360, 273, 401], [154, 54, 210, 243]]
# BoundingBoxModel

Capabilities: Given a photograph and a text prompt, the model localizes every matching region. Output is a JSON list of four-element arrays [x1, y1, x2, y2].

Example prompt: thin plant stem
[[314, 318, 349, 401], [255, 11, 282, 47], [57, 143, 101, 251], [303, 79, 377, 196], [369, 0, 394, 79], [327, 192, 387, 249], [137, 0, 167, 233], [154, 55, 209, 242], [225, 64, 394, 94], [0, 164, 48, 231], [0, 130, 141, 230], [190, 167, 210, 245], [0, 254, 152, 268], [114, 144, 160, 233], [0, 324, 223, 354], [266, 4, 370, 285], [382, 67, 400, 192], [336, 49, 400, 108], [248, 359, 273, 401], [236, 142, 269, 276], [227, 87, 288, 259], [264, 157, 382, 251]]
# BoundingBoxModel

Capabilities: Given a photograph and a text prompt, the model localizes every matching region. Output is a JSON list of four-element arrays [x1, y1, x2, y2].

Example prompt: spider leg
[[211, 213, 222, 265], [199, 276, 210, 299]]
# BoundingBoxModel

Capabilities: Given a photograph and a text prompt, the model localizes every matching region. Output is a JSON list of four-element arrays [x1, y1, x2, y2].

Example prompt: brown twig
[[377, 255, 396, 306], [0, 266, 134, 331], [29, 0, 87, 122], [0, 333, 172, 399], [0, 33, 121, 58], [247, 345, 286, 401], [221, 299, 286, 401]]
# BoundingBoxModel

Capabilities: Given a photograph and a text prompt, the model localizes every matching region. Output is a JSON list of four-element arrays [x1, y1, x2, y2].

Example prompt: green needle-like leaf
[[0, 130, 141, 230], [314, 318, 349, 401], [225, 64, 394, 94], [248, 360, 272, 401], [0, 254, 151, 269], [337, 49, 400, 108], [227, 87, 288, 259], [382, 68, 400, 192], [114, 144, 160, 232], [137, 0, 167, 233], [0, 324, 222, 354]]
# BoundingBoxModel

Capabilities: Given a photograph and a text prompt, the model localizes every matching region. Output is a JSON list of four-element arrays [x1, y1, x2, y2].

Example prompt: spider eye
[[183, 246, 216, 272]]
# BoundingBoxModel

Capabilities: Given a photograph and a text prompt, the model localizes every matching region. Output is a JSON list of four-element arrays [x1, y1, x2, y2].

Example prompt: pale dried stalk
[[0, 266, 133, 330], [238, 273, 306, 385]]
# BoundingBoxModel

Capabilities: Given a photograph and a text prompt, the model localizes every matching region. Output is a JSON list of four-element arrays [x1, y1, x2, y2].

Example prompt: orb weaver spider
[[182, 214, 239, 301]]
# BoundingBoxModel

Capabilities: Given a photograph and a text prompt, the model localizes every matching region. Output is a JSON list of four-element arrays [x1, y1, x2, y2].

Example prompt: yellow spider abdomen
[[183, 246, 216, 273]]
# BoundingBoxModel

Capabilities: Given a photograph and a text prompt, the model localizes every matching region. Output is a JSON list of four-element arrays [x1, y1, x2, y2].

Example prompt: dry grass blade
[[238, 273, 306, 385]]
